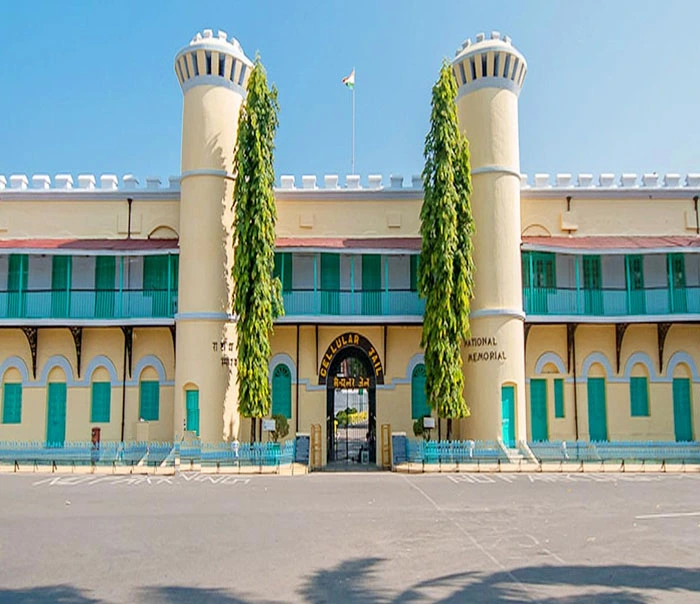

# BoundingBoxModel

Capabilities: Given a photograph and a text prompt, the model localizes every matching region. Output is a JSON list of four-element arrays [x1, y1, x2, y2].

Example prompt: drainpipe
[[693, 196, 699, 236], [127, 197, 133, 239], [295, 324, 300, 433], [571, 327, 579, 443], [120, 333, 127, 442]]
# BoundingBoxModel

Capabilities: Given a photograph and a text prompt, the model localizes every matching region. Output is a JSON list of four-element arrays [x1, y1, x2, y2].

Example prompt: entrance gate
[[319, 332, 384, 466]]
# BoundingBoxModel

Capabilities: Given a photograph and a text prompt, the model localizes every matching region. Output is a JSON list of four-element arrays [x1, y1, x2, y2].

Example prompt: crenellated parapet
[[174, 29, 253, 95], [452, 31, 527, 98], [521, 172, 700, 190], [276, 174, 423, 191], [0, 174, 180, 192]]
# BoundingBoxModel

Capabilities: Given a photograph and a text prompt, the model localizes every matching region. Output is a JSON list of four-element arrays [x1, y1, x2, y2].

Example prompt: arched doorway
[[319, 333, 384, 465]]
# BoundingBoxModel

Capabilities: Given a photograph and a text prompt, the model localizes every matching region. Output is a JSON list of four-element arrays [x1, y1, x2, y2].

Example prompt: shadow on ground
[[1, 562, 698, 603]]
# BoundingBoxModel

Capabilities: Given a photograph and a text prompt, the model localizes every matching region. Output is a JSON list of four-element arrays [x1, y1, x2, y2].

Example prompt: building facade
[[0, 29, 699, 464]]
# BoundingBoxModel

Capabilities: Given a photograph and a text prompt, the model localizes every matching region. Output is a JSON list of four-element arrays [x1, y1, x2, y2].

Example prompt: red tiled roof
[[0, 238, 179, 251], [522, 236, 700, 250], [275, 237, 421, 250]]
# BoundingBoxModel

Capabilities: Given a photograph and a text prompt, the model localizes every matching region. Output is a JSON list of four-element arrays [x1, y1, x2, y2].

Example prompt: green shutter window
[[521, 252, 530, 289], [51, 256, 72, 318], [273, 253, 293, 292], [139, 381, 160, 421], [583, 255, 603, 315], [320, 253, 340, 314], [143, 255, 169, 291], [629, 376, 649, 417], [669, 253, 687, 313], [410, 255, 420, 292], [411, 364, 430, 419], [362, 254, 382, 315], [169, 255, 179, 292], [7, 254, 28, 318], [554, 378, 565, 418], [271, 364, 292, 419], [2, 383, 22, 424], [95, 256, 116, 318], [529, 379, 548, 441], [91, 382, 111, 423], [186, 390, 200, 436], [533, 252, 556, 288], [626, 254, 646, 314]]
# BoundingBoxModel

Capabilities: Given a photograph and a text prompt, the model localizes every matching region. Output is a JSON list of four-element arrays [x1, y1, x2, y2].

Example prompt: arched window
[[139, 379, 160, 421], [2, 382, 22, 424], [411, 364, 430, 419], [271, 364, 292, 419], [629, 364, 649, 417], [90, 366, 111, 423]]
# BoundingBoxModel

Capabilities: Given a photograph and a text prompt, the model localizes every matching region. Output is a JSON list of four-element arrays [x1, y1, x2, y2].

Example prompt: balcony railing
[[524, 285, 700, 317], [281, 289, 425, 317], [0, 289, 177, 320]]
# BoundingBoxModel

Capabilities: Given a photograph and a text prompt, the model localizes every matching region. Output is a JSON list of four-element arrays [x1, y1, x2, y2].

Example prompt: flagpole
[[351, 69, 355, 174]]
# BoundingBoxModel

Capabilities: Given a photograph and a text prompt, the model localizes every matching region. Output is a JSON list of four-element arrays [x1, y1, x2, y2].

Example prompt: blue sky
[[1, 0, 698, 185]]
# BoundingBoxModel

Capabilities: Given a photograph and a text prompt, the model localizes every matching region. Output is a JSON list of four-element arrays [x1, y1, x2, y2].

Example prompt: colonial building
[[0, 29, 698, 465]]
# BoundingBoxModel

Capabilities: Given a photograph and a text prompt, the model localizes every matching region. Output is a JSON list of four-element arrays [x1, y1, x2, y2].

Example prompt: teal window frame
[[90, 381, 111, 423], [554, 378, 565, 418], [2, 383, 22, 424], [411, 363, 430, 419], [186, 389, 200, 436], [274, 253, 293, 292], [139, 380, 160, 421], [271, 364, 292, 419], [629, 376, 649, 417]]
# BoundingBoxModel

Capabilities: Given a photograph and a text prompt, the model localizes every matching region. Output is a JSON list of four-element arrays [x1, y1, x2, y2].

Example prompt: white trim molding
[[0, 356, 31, 386], [534, 351, 567, 375], [269, 353, 297, 384], [665, 351, 700, 383], [128, 355, 173, 387], [82, 355, 121, 387], [470, 308, 526, 321], [472, 165, 521, 179], [622, 352, 657, 382], [580, 352, 616, 383], [38, 355, 77, 387], [179, 169, 236, 182]]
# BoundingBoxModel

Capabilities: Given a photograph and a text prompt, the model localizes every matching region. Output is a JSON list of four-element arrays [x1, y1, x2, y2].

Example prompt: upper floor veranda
[[1, 171, 700, 324]]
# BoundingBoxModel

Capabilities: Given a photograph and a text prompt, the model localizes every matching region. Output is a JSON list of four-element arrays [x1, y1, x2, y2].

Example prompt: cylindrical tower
[[452, 32, 527, 445], [173, 29, 252, 442]]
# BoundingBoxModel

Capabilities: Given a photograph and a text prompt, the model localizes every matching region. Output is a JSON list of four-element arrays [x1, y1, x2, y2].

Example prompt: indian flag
[[342, 69, 355, 89]]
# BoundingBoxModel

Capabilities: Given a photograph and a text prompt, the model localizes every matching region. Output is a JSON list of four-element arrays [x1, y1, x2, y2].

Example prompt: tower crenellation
[[453, 31, 527, 98], [174, 28, 253, 94]]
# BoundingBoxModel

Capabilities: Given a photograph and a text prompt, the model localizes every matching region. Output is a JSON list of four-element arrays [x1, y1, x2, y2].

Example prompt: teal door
[[672, 378, 693, 442], [271, 364, 292, 419], [362, 254, 382, 315], [669, 254, 687, 313], [185, 390, 200, 436], [529, 379, 548, 441], [587, 377, 608, 441], [501, 385, 516, 446], [51, 255, 71, 318], [583, 255, 603, 315], [46, 383, 67, 446], [320, 253, 340, 314], [7, 254, 28, 318], [95, 256, 116, 318], [626, 255, 645, 314]]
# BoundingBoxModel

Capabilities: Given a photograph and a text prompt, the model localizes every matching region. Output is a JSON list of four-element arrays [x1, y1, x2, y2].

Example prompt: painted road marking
[[32, 474, 250, 487], [635, 511, 700, 519], [445, 473, 674, 485]]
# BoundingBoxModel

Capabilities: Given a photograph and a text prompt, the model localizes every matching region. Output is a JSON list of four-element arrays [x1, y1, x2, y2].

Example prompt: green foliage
[[412, 417, 433, 442], [271, 414, 290, 443], [335, 407, 358, 428], [419, 60, 474, 421], [232, 56, 283, 435]]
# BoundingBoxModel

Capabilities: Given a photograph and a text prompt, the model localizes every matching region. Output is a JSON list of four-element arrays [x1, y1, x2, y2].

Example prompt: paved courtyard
[[0, 471, 699, 603]]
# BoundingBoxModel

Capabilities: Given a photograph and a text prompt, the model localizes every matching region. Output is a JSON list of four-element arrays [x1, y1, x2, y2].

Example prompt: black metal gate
[[326, 384, 376, 464]]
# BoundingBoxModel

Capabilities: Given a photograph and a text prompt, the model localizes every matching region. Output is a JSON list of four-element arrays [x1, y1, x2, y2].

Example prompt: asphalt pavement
[[1, 471, 699, 603]]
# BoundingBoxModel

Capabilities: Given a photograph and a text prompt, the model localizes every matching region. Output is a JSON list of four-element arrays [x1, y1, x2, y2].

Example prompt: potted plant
[[413, 417, 433, 442], [270, 414, 289, 444]]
